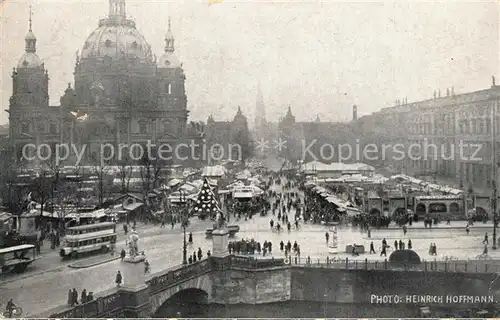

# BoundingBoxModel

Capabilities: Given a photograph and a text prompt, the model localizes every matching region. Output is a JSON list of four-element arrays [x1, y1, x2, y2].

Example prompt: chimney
[[493, 76, 496, 87], [433, 91, 436, 99], [438, 89, 441, 98], [446, 88, 450, 96], [352, 105, 358, 121]]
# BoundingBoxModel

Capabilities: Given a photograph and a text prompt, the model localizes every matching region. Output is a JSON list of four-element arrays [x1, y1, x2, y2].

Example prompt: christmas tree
[[193, 178, 221, 218]]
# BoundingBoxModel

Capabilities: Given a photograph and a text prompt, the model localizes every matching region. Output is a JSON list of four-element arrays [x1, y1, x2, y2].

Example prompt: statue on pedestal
[[123, 228, 146, 263], [216, 211, 226, 230]]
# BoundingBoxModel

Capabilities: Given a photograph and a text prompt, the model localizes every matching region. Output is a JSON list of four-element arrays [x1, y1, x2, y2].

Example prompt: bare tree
[[92, 160, 111, 207], [52, 180, 78, 232], [0, 145, 30, 215], [31, 168, 53, 218], [139, 151, 166, 220], [118, 155, 132, 194]]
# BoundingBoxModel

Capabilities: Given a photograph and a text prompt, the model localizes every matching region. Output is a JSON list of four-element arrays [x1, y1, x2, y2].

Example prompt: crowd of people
[[67, 288, 94, 307]]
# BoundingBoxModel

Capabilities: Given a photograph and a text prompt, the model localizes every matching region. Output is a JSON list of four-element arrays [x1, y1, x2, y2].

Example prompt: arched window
[[36, 122, 45, 133], [49, 122, 58, 134], [20, 122, 30, 134], [138, 120, 148, 134]]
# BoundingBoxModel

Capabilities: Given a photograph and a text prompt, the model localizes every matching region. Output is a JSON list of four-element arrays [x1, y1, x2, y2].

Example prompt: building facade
[[278, 107, 356, 164], [205, 107, 252, 164], [8, 0, 202, 166], [352, 79, 500, 191]]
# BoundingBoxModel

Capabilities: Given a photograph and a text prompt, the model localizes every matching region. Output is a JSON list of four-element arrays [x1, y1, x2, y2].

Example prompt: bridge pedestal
[[212, 229, 229, 257], [121, 259, 146, 289], [119, 260, 151, 317]]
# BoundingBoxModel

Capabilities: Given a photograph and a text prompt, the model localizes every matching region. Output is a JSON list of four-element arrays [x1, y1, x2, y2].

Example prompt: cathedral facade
[[9, 0, 202, 166]]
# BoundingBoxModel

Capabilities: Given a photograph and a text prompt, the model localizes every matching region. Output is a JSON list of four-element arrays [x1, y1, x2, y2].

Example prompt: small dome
[[80, 19, 153, 63], [17, 52, 42, 68], [25, 31, 36, 40], [158, 52, 181, 69], [165, 29, 174, 40]]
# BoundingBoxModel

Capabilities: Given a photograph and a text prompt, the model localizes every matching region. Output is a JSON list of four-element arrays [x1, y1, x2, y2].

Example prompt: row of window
[[18, 121, 183, 136], [67, 225, 115, 235], [407, 117, 500, 136], [19, 122, 58, 134], [66, 235, 117, 247]]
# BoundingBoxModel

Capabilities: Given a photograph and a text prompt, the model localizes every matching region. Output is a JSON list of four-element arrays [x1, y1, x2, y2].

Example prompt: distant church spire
[[165, 16, 175, 53], [25, 4, 37, 53], [109, 0, 126, 18]]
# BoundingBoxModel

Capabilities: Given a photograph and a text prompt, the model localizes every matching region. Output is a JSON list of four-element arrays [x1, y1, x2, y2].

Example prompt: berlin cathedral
[[8, 0, 203, 165]]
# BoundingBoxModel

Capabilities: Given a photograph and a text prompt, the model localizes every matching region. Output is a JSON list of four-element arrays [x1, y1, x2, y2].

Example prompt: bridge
[[37, 254, 500, 318]]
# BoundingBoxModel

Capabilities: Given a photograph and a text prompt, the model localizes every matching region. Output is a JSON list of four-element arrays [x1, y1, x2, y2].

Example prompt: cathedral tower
[[9, 5, 50, 160]]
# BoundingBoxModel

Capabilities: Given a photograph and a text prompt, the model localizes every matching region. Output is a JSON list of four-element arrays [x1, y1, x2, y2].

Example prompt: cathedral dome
[[81, 19, 153, 63], [80, 0, 153, 63], [17, 52, 42, 68]]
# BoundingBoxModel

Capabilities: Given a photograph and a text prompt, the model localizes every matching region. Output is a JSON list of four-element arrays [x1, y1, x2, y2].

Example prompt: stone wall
[[291, 268, 500, 304], [46, 257, 500, 318], [210, 267, 291, 305]]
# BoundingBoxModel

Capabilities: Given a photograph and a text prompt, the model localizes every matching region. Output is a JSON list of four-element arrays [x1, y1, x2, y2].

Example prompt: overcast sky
[[0, 0, 498, 125]]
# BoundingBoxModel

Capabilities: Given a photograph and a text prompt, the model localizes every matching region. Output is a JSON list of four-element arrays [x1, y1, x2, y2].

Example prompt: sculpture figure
[[216, 211, 226, 229], [128, 229, 139, 257]]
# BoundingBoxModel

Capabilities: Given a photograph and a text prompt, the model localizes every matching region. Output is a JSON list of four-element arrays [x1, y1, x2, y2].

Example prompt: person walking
[[115, 271, 122, 287], [72, 288, 78, 306], [369, 241, 376, 254], [67, 289, 73, 306], [81, 289, 87, 304]]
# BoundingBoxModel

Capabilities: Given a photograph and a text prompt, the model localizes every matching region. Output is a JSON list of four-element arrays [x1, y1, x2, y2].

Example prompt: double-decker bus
[[0, 244, 38, 274], [60, 222, 117, 259]]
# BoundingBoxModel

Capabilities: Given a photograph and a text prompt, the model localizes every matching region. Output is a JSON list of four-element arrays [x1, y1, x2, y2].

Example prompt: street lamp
[[180, 189, 188, 265]]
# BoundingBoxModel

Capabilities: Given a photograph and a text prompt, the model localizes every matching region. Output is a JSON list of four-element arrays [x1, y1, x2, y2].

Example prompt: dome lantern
[[18, 4, 43, 69], [165, 16, 175, 53], [158, 16, 181, 69], [109, 0, 126, 19], [25, 5, 36, 53]]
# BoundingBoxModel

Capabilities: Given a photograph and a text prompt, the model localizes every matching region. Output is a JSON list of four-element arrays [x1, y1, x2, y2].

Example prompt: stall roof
[[202, 165, 226, 177], [123, 203, 144, 211], [65, 209, 109, 219], [0, 212, 13, 221]]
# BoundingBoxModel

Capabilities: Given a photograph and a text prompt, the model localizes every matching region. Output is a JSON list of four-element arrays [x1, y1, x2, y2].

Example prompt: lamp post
[[180, 189, 188, 264]]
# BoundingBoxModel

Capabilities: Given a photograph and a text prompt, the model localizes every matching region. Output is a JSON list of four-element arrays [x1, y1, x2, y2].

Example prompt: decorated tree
[[193, 178, 221, 220]]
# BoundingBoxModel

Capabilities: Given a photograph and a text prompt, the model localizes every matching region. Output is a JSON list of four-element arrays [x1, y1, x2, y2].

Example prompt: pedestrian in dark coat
[[115, 271, 122, 287], [81, 289, 87, 304], [68, 289, 73, 306], [72, 288, 78, 305], [120, 249, 126, 261]]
